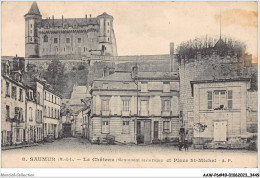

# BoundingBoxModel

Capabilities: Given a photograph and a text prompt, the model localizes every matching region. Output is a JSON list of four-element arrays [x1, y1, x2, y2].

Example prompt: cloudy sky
[[1, 1, 258, 62]]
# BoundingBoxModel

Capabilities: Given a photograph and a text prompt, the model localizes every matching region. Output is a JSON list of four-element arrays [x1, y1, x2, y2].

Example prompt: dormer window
[[63, 23, 68, 28]]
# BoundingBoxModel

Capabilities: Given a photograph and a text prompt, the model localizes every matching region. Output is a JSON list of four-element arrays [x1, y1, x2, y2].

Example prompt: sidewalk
[[1, 143, 40, 151]]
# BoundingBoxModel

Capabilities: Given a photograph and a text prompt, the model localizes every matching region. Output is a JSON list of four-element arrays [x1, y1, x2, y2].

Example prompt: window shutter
[[15, 107, 19, 119], [207, 91, 212, 109], [228, 90, 232, 109]]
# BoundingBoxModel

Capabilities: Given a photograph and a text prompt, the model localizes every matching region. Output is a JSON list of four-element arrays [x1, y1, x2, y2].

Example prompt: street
[[1, 137, 258, 168]]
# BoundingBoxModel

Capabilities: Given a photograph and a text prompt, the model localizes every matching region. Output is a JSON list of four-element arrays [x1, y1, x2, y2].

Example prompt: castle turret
[[24, 2, 42, 58], [97, 12, 117, 56]]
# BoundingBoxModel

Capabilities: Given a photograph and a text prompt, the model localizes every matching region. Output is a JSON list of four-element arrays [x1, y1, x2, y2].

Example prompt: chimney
[[131, 65, 138, 79], [85, 14, 87, 20], [62, 15, 64, 26], [170, 42, 175, 72], [52, 16, 54, 26]]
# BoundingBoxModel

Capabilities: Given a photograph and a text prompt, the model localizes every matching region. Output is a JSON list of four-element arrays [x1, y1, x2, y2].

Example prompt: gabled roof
[[26, 2, 41, 16]]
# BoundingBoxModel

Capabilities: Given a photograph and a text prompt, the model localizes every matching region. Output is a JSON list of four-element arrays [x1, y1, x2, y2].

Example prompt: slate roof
[[41, 18, 98, 28], [214, 38, 227, 49], [26, 2, 41, 16]]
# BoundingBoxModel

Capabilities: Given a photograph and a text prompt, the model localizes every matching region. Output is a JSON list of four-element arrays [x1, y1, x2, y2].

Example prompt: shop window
[[163, 121, 171, 133]]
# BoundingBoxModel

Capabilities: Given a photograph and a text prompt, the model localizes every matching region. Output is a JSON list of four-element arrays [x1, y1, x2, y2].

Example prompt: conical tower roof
[[26, 2, 41, 15], [214, 38, 227, 49]]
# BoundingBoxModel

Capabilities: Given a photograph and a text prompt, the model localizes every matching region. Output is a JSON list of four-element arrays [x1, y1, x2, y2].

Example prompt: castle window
[[43, 35, 48, 43], [78, 38, 81, 43], [56, 48, 59, 52], [108, 38, 110, 41], [107, 22, 109, 26], [30, 38, 33, 42], [84, 47, 86, 52], [54, 38, 58, 44], [66, 38, 70, 43], [107, 30, 109, 33], [30, 24, 32, 28], [30, 30, 32, 34], [64, 48, 66, 52]]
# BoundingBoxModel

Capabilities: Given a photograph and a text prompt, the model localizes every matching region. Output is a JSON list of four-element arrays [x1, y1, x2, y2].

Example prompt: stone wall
[[179, 54, 258, 138]]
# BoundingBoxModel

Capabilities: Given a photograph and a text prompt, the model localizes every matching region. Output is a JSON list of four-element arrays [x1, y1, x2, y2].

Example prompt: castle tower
[[24, 2, 42, 58], [97, 12, 117, 56]]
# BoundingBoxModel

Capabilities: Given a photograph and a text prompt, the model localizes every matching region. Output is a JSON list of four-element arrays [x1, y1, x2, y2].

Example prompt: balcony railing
[[161, 111, 172, 117], [122, 110, 131, 117]]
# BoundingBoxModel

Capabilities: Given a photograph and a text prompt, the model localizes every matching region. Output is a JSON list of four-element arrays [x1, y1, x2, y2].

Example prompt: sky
[[1, 1, 258, 62]]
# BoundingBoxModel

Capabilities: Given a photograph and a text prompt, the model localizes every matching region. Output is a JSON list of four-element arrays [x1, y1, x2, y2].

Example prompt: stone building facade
[[191, 79, 250, 144], [25, 2, 117, 59], [90, 66, 180, 144], [178, 42, 258, 144], [1, 61, 26, 146], [43, 87, 62, 140]]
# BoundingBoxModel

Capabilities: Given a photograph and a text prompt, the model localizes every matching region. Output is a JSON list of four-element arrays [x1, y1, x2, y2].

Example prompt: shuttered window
[[122, 100, 130, 112], [227, 90, 233, 109], [207, 91, 212, 109]]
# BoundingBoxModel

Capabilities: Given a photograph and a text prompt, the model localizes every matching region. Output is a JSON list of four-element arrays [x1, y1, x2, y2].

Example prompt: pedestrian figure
[[178, 141, 183, 151], [184, 139, 189, 151]]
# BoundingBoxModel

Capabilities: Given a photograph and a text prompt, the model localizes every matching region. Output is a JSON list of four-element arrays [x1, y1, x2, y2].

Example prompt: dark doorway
[[137, 120, 151, 144], [154, 121, 159, 139]]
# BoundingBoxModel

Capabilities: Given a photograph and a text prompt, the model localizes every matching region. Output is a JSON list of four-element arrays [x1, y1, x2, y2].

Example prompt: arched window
[[43, 35, 48, 43]]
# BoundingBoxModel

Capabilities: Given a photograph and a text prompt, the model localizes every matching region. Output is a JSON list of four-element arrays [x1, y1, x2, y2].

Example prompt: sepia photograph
[[0, 0, 259, 177]]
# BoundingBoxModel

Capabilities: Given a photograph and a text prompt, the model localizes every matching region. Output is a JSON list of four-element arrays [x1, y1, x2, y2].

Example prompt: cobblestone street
[[1, 137, 257, 168]]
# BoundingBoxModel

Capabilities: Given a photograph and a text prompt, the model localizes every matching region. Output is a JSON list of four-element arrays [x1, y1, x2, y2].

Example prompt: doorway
[[214, 121, 227, 141], [137, 120, 151, 144], [154, 121, 159, 139]]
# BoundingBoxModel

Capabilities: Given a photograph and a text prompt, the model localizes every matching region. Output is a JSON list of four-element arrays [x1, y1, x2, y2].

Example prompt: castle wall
[[38, 26, 100, 58]]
